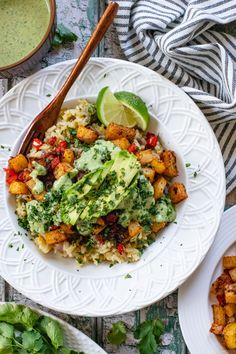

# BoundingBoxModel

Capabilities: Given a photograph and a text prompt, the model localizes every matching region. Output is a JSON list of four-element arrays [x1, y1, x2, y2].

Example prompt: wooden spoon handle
[[54, 2, 119, 104]]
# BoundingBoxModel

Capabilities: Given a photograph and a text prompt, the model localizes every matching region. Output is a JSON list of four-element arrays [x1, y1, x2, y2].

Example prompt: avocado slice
[[60, 160, 114, 225], [80, 150, 140, 221]]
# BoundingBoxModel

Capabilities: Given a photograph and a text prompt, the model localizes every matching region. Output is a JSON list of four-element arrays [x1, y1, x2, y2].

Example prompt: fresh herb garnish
[[0, 303, 83, 353], [185, 163, 191, 167], [52, 24, 78, 48], [124, 273, 132, 279], [107, 321, 127, 345], [134, 319, 165, 354]]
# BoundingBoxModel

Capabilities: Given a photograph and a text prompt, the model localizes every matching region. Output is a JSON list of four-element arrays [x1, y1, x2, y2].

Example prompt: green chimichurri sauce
[[0, 0, 50, 67]]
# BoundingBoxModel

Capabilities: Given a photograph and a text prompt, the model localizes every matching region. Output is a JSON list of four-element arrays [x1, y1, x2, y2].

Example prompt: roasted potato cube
[[223, 256, 236, 269], [225, 284, 236, 304], [223, 323, 236, 349], [25, 178, 35, 192], [33, 192, 46, 202], [162, 150, 178, 177], [77, 125, 98, 144], [54, 162, 73, 179], [210, 272, 232, 296], [9, 154, 28, 173], [128, 221, 142, 238], [151, 222, 166, 233], [151, 158, 166, 174], [153, 176, 167, 200], [9, 181, 29, 195], [136, 149, 154, 165], [225, 304, 236, 317], [62, 149, 74, 165], [229, 268, 236, 282], [105, 123, 135, 141], [35, 235, 52, 254], [111, 137, 130, 150], [18, 169, 31, 182], [45, 230, 67, 245], [212, 304, 226, 325], [142, 167, 155, 183], [169, 182, 188, 204], [210, 323, 224, 335], [96, 217, 105, 226]]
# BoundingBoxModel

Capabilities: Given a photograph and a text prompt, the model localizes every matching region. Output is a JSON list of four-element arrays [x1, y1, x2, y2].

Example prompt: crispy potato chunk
[[223, 256, 236, 269], [111, 137, 130, 150], [45, 230, 67, 245], [151, 222, 166, 233], [77, 125, 98, 144], [162, 150, 178, 177], [212, 304, 226, 325], [229, 268, 236, 282], [142, 167, 155, 183], [128, 221, 142, 238], [151, 159, 166, 174], [105, 123, 135, 141], [136, 149, 154, 166], [62, 149, 74, 165], [169, 182, 188, 204], [25, 178, 35, 192], [225, 284, 236, 304], [54, 162, 73, 179], [225, 304, 236, 317], [223, 323, 236, 349], [153, 176, 167, 200], [35, 235, 52, 254], [9, 154, 28, 173], [210, 323, 224, 335], [210, 272, 232, 296], [33, 192, 46, 202], [9, 181, 29, 195]]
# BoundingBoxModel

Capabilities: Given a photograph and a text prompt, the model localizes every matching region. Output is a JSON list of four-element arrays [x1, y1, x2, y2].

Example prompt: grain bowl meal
[[210, 255, 236, 349], [5, 87, 188, 267]]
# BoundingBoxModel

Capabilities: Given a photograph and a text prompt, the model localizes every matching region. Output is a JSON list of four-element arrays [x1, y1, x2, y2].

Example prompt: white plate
[[0, 58, 225, 316], [0, 302, 107, 354], [178, 206, 236, 354]]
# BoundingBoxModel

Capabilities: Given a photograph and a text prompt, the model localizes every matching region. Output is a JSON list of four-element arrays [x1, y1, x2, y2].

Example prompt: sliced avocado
[[30, 161, 47, 178], [60, 160, 114, 225], [80, 151, 140, 221]]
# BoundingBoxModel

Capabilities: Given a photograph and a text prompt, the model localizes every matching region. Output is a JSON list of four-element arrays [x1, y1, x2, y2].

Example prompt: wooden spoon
[[18, 2, 119, 154]]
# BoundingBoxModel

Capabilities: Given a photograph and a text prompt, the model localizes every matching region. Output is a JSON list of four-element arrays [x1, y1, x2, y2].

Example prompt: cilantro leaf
[[0, 304, 40, 329], [107, 321, 127, 345], [61, 348, 85, 354], [22, 330, 44, 352], [0, 335, 12, 353], [52, 24, 78, 48], [0, 322, 14, 338], [134, 319, 165, 354], [39, 316, 64, 349]]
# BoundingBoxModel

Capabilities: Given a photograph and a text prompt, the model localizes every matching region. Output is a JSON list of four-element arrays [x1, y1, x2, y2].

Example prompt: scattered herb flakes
[[193, 165, 201, 178], [124, 273, 132, 279], [173, 221, 177, 224], [109, 263, 114, 268], [134, 319, 165, 354], [0, 145, 11, 151], [103, 73, 107, 78], [107, 321, 127, 345], [46, 93, 51, 97], [185, 162, 191, 168], [8, 244, 13, 248]]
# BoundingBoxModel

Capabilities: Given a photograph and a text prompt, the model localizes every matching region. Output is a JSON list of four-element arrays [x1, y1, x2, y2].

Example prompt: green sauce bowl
[[0, 0, 56, 78]]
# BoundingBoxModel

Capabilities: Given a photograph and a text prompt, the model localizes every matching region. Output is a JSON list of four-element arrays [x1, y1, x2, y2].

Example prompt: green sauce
[[0, 0, 50, 67]]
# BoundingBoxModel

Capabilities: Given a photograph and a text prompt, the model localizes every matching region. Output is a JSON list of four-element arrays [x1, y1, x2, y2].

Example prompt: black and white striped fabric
[[115, 0, 236, 193]]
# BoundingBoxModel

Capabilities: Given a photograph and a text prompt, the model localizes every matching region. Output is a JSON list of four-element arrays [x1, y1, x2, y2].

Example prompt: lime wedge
[[96, 87, 150, 130]]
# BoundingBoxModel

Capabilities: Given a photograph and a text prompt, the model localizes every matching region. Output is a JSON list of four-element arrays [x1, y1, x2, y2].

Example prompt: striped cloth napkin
[[114, 0, 236, 194]]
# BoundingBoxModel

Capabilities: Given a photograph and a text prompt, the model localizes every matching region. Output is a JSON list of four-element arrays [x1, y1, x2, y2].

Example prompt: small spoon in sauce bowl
[[18, 2, 119, 155]]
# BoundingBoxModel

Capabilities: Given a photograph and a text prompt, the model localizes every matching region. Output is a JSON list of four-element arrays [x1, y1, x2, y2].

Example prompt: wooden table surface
[[0, 1, 235, 353]]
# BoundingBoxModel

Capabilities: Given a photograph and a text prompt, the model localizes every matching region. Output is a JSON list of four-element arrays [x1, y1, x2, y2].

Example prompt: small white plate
[[178, 205, 236, 354], [0, 302, 107, 354]]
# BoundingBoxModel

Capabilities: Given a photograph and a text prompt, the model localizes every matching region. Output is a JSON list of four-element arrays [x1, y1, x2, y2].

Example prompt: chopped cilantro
[[185, 163, 191, 167], [124, 273, 132, 279]]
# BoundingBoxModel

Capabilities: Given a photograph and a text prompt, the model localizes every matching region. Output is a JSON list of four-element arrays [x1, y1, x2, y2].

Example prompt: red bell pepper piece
[[146, 132, 158, 149], [47, 136, 57, 146], [32, 138, 43, 150], [51, 156, 60, 169], [117, 243, 124, 255], [4, 168, 18, 184], [127, 144, 137, 154]]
